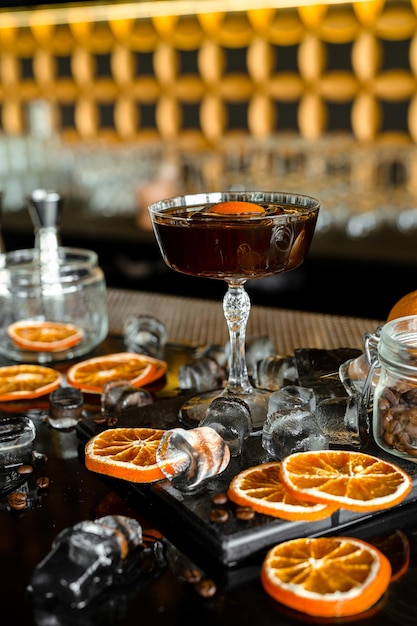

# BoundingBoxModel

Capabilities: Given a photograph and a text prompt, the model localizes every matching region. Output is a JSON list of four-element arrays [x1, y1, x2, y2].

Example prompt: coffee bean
[[194, 578, 217, 598], [106, 415, 118, 426], [209, 508, 228, 523], [402, 388, 417, 407], [378, 384, 417, 455], [93, 413, 107, 425], [7, 492, 28, 510], [17, 465, 33, 475], [235, 506, 255, 521], [211, 492, 228, 506], [183, 567, 202, 583], [36, 476, 50, 490]]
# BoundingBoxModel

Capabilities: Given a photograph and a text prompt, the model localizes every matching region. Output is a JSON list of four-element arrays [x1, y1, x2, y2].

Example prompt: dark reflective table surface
[[2, 334, 417, 626]]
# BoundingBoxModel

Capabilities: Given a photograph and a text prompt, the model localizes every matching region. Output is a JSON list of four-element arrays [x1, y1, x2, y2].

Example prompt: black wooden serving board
[[76, 392, 417, 573]]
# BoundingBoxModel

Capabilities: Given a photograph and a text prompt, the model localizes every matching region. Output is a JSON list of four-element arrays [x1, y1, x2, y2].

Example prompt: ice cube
[[27, 515, 144, 609], [315, 395, 370, 448], [101, 380, 153, 416], [117, 387, 153, 411], [156, 426, 230, 491], [242, 335, 275, 377], [199, 396, 252, 456], [123, 314, 167, 359], [267, 385, 316, 414], [253, 354, 297, 391], [262, 408, 328, 460], [48, 387, 84, 430], [339, 353, 379, 397], [178, 357, 226, 392], [294, 348, 362, 402], [0, 415, 36, 470], [195, 343, 229, 369]]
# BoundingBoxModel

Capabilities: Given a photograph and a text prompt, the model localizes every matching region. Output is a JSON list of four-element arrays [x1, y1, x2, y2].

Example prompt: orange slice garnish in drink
[[66, 352, 167, 394], [0, 364, 63, 401], [227, 461, 338, 521], [85, 427, 169, 483], [279, 450, 412, 512], [261, 536, 392, 618], [7, 320, 83, 352], [208, 201, 265, 215]]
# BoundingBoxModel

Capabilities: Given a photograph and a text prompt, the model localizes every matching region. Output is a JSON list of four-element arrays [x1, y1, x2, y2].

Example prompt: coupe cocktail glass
[[148, 191, 320, 429]]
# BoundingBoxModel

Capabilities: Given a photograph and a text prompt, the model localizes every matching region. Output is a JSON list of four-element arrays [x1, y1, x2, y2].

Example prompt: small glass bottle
[[373, 315, 417, 462]]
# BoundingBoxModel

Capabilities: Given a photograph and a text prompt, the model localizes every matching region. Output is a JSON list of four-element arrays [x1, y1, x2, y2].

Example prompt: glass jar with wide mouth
[[0, 247, 108, 363], [373, 315, 417, 462]]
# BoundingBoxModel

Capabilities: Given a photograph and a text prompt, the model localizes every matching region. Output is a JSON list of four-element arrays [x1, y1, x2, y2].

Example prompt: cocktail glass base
[[179, 387, 270, 431]]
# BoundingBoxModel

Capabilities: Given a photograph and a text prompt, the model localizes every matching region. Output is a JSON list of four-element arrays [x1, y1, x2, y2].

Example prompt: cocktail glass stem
[[223, 281, 253, 395], [179, 280, 269, 430]]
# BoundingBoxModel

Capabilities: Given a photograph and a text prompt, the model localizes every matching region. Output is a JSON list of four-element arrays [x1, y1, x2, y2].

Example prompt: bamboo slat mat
[[106, 288, 382, 356]]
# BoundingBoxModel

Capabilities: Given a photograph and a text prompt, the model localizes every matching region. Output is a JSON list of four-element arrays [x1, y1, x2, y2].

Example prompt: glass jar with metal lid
[[373, 315, 417, 462]]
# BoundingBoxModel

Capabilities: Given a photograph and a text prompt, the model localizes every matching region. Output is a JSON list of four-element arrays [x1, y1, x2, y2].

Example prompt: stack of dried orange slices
[[227, 449, 413, 618], [228, 450, 412, 521]]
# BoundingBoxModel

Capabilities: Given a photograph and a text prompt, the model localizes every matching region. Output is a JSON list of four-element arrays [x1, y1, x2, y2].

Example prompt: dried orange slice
[[66, 352, 167, 394], [0, 364, 63, 401], [261, 536, 392, 618], [208, 200, 265, 215], [85, 427, 168, 483], [7, 320, 83, 352], [280, 450, 412, 513], [227, 462, 338, 521]]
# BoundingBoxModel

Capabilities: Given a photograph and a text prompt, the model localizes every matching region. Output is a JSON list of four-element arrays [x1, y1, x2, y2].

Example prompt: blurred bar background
[[0, 0, 416, 320]]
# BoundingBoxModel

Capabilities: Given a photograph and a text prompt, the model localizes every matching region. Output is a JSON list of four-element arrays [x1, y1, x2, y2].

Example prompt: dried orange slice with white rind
[[279, 450, 412, 513], [85, 427, 168, 483], [261, 536, 392, 618], [227, 462, 338, 521], [66, 352, 168, 394], [0, 364, 63, 401], [7, 320, 84, 352]]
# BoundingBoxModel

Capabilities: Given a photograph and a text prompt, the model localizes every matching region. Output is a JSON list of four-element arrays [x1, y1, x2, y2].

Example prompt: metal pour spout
[[27, 189, 64, 320], [0, 191, 5, 255], [27, 189, 63, 247]]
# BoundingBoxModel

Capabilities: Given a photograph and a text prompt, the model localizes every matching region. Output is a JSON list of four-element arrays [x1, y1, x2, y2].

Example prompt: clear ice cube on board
[[262, 407, 328, 460], [199, 396, 252, 456]]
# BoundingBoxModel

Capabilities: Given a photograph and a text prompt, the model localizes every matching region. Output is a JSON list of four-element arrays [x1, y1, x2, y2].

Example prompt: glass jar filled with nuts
[[373, 315, 417, 462]]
